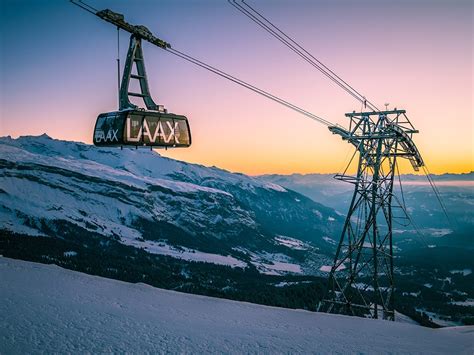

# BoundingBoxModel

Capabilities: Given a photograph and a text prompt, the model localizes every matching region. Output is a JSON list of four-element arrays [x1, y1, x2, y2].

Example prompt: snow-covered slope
[[0, 135, 343, 274], [1, 257, 472, 354]]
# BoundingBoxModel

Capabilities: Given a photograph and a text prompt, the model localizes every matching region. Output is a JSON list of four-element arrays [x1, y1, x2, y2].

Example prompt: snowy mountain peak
[[1, 135, 343, 274]]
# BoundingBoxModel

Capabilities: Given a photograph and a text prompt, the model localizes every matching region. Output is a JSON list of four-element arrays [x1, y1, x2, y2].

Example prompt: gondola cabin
[[93, 110, 191, 148], [84, 9, 192, 149]]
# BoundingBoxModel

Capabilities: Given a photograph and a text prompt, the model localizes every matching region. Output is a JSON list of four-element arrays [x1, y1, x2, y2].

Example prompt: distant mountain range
[[259, 171, 474, 235], [260, 171, 474, 182], [402, 172, 474, 181]]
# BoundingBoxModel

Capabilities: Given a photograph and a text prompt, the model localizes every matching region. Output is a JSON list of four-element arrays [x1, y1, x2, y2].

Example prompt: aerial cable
[[395, 160, 410, 227], [116, 26, 120, 107], [391, 193, 431, 248], [234, 0, 379, 111], [423, 165, 450, 223], [421, 165, 453, 228], [165, 47, 335, 127], [74, 0, 96, 14], [393, 162, 413, 233], [230, 0, 380, 112], [395, 159, 452, 245], [227, 0, 365, 106]]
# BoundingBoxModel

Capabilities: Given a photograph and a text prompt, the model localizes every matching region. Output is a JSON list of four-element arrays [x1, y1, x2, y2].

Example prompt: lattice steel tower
[[319, 109, 424, 320]]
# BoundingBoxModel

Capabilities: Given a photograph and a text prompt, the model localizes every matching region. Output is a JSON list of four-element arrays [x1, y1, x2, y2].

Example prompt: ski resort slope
[[1, 258, 472, 354]]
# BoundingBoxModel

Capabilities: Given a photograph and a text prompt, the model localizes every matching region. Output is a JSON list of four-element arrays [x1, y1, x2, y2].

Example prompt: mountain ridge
[[0, 134, 343, 275]]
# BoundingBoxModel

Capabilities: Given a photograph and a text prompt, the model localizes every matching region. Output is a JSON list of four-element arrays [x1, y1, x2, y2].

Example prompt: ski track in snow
[[1, 257, 473, 354]]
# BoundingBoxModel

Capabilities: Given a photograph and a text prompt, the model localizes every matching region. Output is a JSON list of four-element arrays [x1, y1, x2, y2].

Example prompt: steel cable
[[228, 0, 367, 107], [166, 47, 335, 127], [231, 0, 380, 112]]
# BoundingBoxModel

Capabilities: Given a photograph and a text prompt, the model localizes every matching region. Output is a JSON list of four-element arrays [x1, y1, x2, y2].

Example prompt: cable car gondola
[[94, 110, 191, 147], [90, 8, 191, 148]]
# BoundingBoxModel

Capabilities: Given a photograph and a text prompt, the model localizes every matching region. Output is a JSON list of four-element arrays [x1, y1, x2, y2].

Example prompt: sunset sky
[[0, 0, 472, 175]]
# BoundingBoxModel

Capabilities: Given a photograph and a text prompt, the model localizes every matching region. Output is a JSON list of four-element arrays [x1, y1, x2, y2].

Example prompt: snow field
[[1, 257, 473, 354]]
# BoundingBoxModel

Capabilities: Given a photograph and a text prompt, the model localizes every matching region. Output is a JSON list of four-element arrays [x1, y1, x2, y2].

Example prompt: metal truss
[[319, 110, 423, 320]]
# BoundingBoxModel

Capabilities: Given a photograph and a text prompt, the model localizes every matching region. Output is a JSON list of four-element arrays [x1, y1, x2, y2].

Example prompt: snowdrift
[[1, 257, 472, 354]]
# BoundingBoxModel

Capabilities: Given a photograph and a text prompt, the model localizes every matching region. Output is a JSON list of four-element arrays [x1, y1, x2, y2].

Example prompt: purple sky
[[0, 0, 472, 174]]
